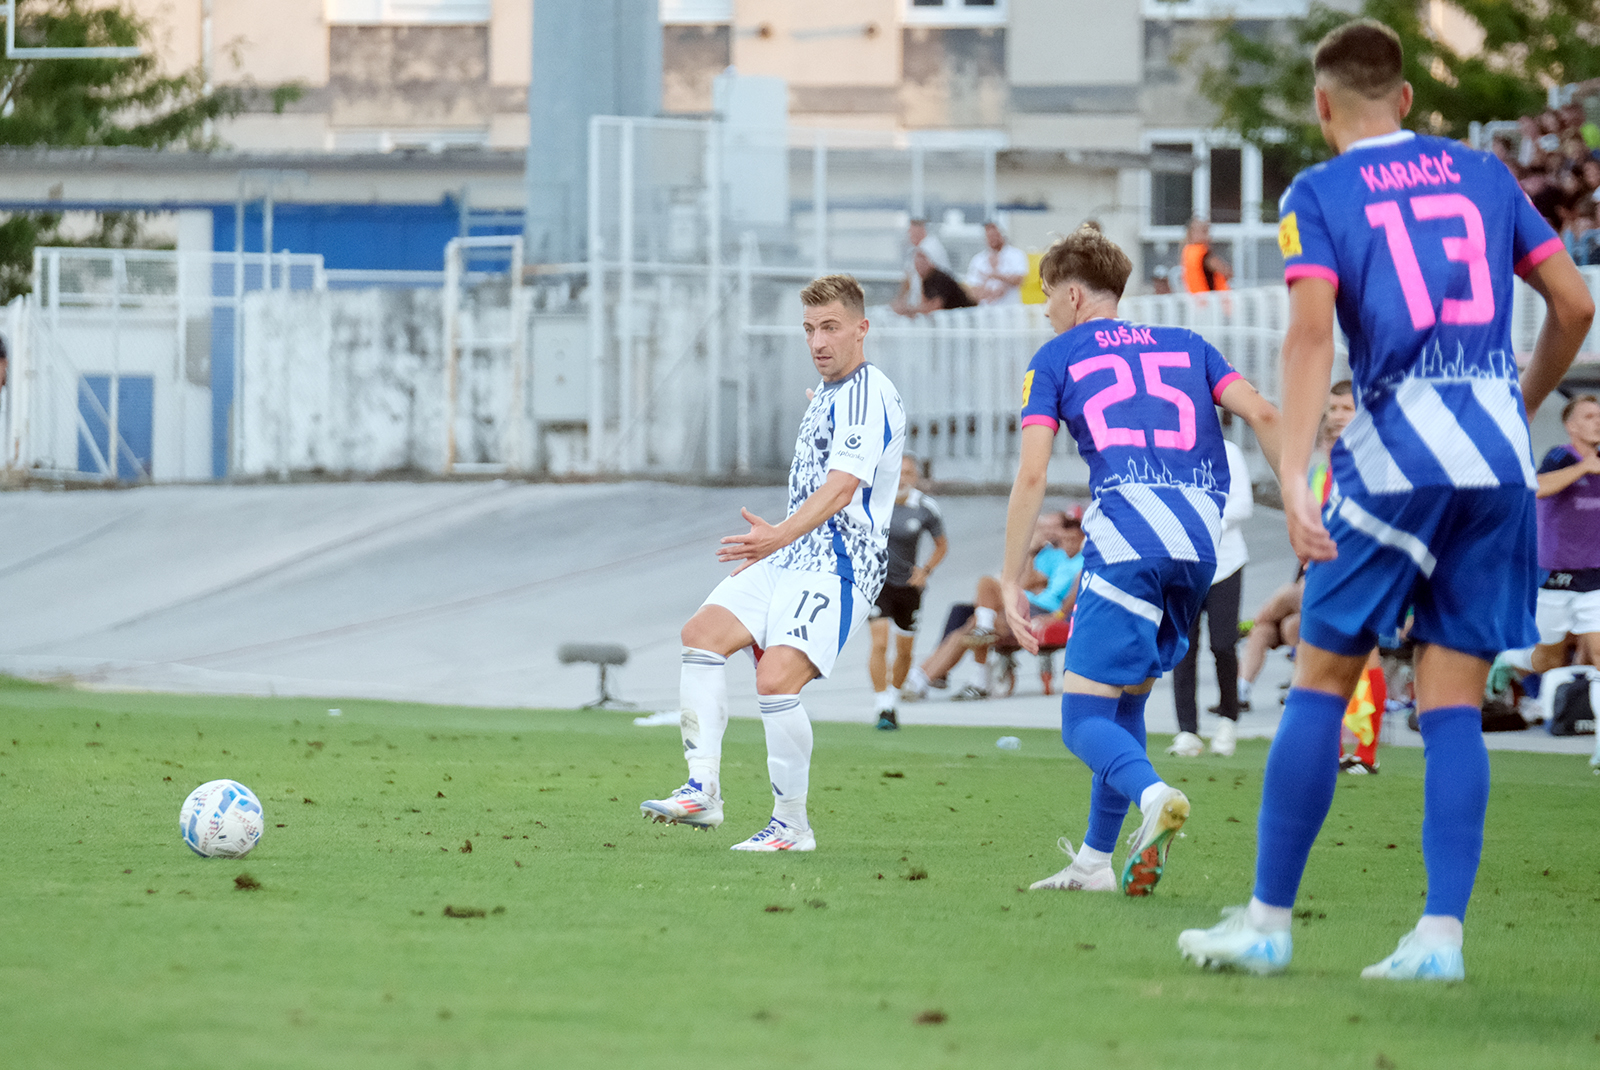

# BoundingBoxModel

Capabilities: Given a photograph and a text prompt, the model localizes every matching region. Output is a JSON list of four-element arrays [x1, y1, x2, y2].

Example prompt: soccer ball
[[179, 779, 265, 858]]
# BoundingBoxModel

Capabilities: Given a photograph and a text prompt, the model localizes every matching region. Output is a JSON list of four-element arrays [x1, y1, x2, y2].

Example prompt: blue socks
[[1419, 705, 1490, 920], [1254, 687, 1346, 908], [1065, 691, 1159, 853]]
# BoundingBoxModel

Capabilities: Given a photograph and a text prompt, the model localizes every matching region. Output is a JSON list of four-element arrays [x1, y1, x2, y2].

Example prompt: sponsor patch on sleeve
[[1278, 212, 1302, 258], [1021, 369, 1034, 407]]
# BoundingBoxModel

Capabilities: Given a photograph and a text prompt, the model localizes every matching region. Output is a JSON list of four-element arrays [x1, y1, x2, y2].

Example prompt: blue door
[[78, 375, 154, 481]]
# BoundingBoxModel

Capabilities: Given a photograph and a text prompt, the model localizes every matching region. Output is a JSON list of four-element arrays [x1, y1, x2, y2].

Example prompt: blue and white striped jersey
[[772, 362, 907, 601], [1021, 319, 1241, 570], [1279, 130, 1558, 494]]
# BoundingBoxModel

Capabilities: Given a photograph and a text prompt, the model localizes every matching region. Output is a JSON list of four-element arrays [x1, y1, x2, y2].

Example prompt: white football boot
[[1030, 837, 1117, 891], [729, 817, 815, 852], [1360, 929, 1465, 982], [1178, 906, 1293, 975], [639, 783, 724, 829]]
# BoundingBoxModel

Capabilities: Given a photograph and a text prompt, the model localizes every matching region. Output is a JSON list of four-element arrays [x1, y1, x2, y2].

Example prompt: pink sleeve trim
[[1020, 414, 1059, 432], [1284, 264, 1339, 291], [1515, 237, 1564, 279], [1212, 371, 1242, 403]]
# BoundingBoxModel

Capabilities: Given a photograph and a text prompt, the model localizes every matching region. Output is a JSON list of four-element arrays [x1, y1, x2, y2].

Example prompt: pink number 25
[[1070, 352, 1196, 452], [1365, 194, 1495, 330]]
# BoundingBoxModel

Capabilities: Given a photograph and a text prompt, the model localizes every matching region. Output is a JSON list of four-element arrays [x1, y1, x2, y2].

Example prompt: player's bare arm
[[717, 469, 862, 574], [1218, 377, 1284, 487], [1278, 276, 1340, 563], [1519, 250, 1595, 418], [909, 533, 948, 588], [999, 423, 1054, 654], [1537, 455, 1600, 497]]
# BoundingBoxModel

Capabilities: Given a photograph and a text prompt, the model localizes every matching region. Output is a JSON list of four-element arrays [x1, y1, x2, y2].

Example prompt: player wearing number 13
[[1004, 225, 1283, 897], [1178, 19, 1594, 982]]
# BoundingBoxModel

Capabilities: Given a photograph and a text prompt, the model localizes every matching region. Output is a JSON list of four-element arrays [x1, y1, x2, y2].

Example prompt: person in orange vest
[[1181, 217, 1233, 293]]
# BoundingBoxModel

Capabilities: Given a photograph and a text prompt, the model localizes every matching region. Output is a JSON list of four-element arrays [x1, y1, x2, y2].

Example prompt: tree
[[0, 0, 243, 301], [1198, 0, 1600, 173]]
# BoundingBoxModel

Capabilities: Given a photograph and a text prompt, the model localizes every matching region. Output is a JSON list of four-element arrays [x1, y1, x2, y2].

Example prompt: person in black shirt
[[892, 250, 977, 315]]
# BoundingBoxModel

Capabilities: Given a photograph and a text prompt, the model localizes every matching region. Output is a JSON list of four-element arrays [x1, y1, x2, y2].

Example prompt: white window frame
[[325, 0, 490, 25], [1141, 128, 1282, 284], [902, 0, 1008, 28], [1141, 0, 1310, 19], [659, 0, 734, 23]]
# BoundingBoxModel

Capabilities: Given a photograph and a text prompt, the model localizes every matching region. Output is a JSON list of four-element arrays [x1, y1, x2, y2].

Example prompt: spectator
[[894, 217, 952, 309], [868, 453, 949, 730], [1181, 217, 1232, 293], [893, 249, 976, 315], [966, 221, 1029, 305]]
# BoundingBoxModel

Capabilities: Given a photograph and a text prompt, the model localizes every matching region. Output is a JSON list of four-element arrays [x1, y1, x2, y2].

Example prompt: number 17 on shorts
[[703, 560, 869, 679]]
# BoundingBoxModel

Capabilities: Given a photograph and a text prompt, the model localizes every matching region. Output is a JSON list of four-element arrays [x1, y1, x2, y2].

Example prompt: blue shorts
[[1301, 484, 1538, 663], [1065, 559, 1215, 687]]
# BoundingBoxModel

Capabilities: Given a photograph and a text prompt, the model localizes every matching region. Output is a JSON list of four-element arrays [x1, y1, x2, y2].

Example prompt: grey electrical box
[[530, 315, 590, 423]]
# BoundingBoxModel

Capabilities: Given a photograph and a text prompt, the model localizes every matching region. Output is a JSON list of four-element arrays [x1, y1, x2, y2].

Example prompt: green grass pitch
[[1, 675, 1597, 1069]]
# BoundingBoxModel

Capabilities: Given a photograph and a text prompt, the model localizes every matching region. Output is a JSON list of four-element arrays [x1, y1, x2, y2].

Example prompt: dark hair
[[1038, 225, 1133, 299], [1314, 19, 1404, 99], [1330, 379, 1353, 397], [1562, 393, 1599, 423]]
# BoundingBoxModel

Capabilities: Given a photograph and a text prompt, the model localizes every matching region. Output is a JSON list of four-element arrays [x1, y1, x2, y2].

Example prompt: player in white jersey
[[641, 274, 908, 851]]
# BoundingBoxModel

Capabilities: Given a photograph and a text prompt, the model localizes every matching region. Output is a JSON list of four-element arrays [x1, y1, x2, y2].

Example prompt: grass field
[[2, 676, 1597, 1069]]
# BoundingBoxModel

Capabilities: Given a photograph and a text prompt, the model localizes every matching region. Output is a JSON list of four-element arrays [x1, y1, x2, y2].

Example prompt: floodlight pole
[[4, 0, 142, 59]]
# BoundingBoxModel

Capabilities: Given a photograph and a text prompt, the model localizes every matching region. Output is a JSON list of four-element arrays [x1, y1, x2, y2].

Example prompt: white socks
[[1416, 914, 1465, 947], [680, 647, 728, 798], [905, 665, 930, 693], [975, 606, 997, 631], [1138, 781, 1172, 814], [759, 695, 813, 830], [1247, 897, 1292, 933], [1075, 844, 1113, 869], [874, 689, 896, 713], [1500, 647, 1536, 674], [1237, 677, 1253, 705]]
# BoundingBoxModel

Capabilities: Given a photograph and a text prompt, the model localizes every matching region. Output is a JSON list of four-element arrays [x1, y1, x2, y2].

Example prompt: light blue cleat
[[1178, 906, 1293, 975], [1360, 930, 1465, 981]]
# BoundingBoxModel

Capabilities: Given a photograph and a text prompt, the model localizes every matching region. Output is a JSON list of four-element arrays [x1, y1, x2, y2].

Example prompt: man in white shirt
[[1168, 436, 1253, 757], [966, 221, 1029, 305]]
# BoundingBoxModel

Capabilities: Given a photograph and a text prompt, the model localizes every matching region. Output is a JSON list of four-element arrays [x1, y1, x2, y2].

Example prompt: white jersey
[[771, 362, 907, 602]]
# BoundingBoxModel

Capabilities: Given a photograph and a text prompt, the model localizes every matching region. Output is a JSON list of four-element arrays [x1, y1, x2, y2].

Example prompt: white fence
[[7, 247, 1600, 485]]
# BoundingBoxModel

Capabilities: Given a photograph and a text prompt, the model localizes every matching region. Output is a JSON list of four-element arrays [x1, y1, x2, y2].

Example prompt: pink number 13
[[1365, 194, 1495, 329], [1070, 352, 1196, 452]]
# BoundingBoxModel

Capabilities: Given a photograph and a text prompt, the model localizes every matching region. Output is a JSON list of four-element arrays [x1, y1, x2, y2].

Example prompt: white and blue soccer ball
[[179, 779, 265, 858]]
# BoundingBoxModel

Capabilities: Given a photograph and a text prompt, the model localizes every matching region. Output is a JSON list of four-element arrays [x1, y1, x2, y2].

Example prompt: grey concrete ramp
[[0, 481, 1589, 757]]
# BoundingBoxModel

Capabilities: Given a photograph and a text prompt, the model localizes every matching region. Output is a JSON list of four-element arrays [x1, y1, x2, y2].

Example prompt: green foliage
[[2, 686, 1599, 1068], [0, 0, 242, 301], [1199, 0, 1600, 171]]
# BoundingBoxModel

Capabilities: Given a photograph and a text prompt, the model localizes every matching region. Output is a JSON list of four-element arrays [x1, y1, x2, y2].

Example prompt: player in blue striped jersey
[[1179, 19, 1595, 981], [1004, 225, 1283, 896]]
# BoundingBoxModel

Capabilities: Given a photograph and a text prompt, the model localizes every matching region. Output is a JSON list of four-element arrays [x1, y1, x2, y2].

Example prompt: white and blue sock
[[759, 695, 812, 830], [680, 647, 728, 799]]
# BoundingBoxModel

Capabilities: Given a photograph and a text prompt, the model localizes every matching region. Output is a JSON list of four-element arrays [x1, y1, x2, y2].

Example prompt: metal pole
[[586, 116, 605, 475], [983, 148, 997, 222], [736, 231, 754, 474], [705, 119, 723, 475], [619, 119, 636, 473], [910, 146, 925, 221], [108, 252, 122, 483], [813, 131, 828, 277], [443, 239, 460, 473], [263, 191, 274, 288]]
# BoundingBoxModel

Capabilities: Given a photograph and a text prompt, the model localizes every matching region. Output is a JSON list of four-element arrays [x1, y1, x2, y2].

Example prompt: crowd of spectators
[[1492, 93, 1600, 265]]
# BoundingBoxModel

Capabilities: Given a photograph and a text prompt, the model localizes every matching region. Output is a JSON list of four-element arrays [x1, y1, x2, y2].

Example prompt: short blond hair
[[800, 274, 866, 317], [1039, 225, 1133, 298]]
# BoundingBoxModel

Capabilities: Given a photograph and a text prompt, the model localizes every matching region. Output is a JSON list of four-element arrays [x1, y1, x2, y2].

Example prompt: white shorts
[[703, 560, 870, 679], [1535, 587, 1600, 645]]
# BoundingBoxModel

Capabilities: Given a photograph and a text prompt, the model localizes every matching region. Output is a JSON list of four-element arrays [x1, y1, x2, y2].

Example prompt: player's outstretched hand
[[1285, 490, 1337, 564], [718, 507, 782, 575], [1002, 580, 1039, 655]]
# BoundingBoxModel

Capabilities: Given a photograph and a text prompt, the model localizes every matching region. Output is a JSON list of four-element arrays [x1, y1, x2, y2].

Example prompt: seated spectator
[[901, 514, 1084, 701], [892, 249, 976, 316], [966, 221, 1029, 305]]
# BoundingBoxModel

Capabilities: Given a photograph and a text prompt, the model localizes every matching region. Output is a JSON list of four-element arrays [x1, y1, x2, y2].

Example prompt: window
[[660, 0, 734, 22], [1150, 142, 1193, 227], [1259, 144, 1296, 222], [903, 0, 1007, 27], [1209, 146, 1242, 224], [325, 0, 489, 24]]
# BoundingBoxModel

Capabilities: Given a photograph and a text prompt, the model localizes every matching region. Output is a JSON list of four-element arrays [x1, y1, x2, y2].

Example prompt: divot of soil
[[234, 873, 262, 891]]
